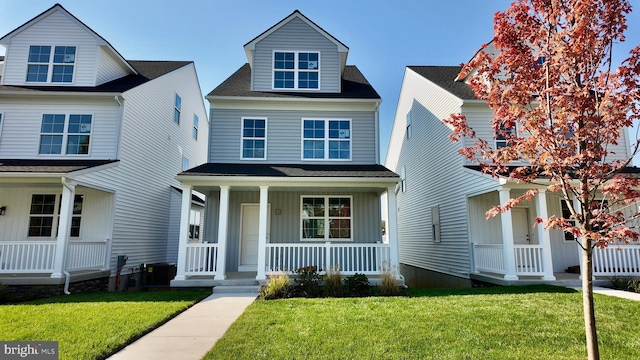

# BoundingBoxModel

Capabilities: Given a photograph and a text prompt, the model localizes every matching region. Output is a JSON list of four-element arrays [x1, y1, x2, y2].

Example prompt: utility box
[[141, 263, 176, 288]]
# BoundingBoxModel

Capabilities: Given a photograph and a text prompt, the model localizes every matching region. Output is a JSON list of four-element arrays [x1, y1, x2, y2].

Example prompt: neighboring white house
[[171, 10, 401, 287], [0, 4, 208, 292], [385, 60, 639, 287]]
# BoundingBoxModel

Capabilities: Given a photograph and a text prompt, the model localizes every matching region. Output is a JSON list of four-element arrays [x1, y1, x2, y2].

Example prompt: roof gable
[[408, 66, 478, 101], [0, 3, 136, 75], [243, 10, 349, 66]]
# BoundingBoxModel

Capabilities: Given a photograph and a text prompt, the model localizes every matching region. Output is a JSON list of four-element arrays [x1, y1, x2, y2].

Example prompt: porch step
[[212, 285, 260, 294]]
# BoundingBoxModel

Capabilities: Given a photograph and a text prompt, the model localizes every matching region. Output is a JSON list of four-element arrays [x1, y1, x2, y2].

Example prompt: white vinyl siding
[[210, 108, 374, 164], [96, 46, 130, 85], [252, 17, 340, 93], [0, 98, 119, 159], [73, 63, 208, 271], [1, 10, 100, 86]]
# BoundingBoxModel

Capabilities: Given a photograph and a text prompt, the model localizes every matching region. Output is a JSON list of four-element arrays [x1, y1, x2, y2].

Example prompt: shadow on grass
[[11, 289, 211, 305], [408, 284, 578, 298]]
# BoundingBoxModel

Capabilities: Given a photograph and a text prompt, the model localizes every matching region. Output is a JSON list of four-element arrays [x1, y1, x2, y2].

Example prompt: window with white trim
[[406, 112, 412, 139], [242, 118, 266, 159], [193, 114, 199, 140], [174, 94, 181, 124], [301, 196, 352, 240], [189, 209, 201, 240], [560, 200, 576, 242], [495, 123, 516, 148], [273, 51, 319, 89], [26, 45, 76, 83], [39, 114, 92, 155], [401, 166, 406, 192], [182, 156, 189, 171], [28, 194, 83, 238], [302, 119, 351, 160], [431, 205, 441, 242]]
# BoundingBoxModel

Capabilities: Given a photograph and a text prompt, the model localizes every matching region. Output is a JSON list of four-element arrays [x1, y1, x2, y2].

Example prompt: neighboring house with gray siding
[[386, 60, 637, 288], [0, 4, 208, 291], [172, 10, 400, 286]]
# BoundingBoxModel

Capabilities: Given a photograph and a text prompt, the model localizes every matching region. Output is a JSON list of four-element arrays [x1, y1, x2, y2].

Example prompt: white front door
[[512, 208, 530, 244], [239, 204, 270, 271]]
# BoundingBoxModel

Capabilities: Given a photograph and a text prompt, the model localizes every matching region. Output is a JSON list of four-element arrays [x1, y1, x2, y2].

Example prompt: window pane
[[40, 135, 63, 154], [26, 65, 49, 82], [329, 219, 351, 239], [303, 140, 324, 159], [68, 114, 91, 133], [302, 219, 325, 238], [302, 197, 325, 217], [175, 94, 181, 109], [31, 195, 56, 214], [29, 217, 53, 237], [328, 198, 350, 217], [66, 135, 90, 154], [73, 195, 84, 215], [328, 140, 350, 159], [70, 216, 81, 237], [52, 65, 74, 83], [53, 46, 76, 63], [41, 114, 65, 133], [28, 46, 51, 63]]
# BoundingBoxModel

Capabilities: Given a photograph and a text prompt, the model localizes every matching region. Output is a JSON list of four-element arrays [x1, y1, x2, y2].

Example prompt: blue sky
[[1, 0, 639, 163]]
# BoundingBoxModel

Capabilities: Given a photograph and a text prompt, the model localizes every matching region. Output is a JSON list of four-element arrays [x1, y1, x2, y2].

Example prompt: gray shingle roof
[[0, 60, 191, 94], [0, 159, 118, 173], [408, 66, 478, 100], [208, 64, 380, 100], [181, 163, 398, 178]]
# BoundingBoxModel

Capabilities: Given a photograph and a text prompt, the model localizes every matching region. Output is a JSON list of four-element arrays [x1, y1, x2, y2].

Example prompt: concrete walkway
[[107, 292, 256, 360], [569, 286, 640, 301]]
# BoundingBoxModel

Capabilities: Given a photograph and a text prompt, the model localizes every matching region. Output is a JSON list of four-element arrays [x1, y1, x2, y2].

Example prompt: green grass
[[0, 289, 210, 360], [205, 285, 640, 360]]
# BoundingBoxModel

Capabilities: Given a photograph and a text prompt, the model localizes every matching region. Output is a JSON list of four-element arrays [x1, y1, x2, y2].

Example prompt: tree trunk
[[581, 242, 600, 360]]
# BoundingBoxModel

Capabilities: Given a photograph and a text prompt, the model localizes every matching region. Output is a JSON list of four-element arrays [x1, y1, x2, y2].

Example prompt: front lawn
[[205, 285, 640, 359], [0, 289, 210, 360]]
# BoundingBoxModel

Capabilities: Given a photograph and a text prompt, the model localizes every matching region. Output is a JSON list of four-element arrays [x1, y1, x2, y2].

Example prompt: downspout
[[61, 176, 74, 295], [114, 95, 124, 160]]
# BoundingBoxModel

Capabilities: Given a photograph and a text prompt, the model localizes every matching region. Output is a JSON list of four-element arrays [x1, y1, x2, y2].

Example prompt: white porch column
[[256, 186, 269, 281], [174, 185, 192, 281], [535, 190, 556, 280], [386, 187, 400, 272], [51, 178, 76, 278], [499, 188, 518, 280], [215, 186, 230, 280]]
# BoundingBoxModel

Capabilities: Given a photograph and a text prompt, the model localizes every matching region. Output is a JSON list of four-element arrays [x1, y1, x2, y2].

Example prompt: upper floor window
[[174, 94, 181, 125], [193, 114, 199, 140], [401, 166, 406, 192], [182, 156, 189, 171], [26, 45, 76, 83], [302, 119, 351, 160], [406, 112, 412, 139], [39, 114, 92, 155], [495, 123, 516, 148], [242, 118, 266, 160], [273, 51, 319, 89]]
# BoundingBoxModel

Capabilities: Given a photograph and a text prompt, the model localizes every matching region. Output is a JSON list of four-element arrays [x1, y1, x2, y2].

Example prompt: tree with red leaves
[[445, 1, 640, 359]]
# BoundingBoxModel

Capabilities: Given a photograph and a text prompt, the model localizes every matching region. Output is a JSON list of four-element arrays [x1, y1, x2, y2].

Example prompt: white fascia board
[[176, 175, 399, 187], [0, 91, 121, 98], [208, 96, 380, 112]]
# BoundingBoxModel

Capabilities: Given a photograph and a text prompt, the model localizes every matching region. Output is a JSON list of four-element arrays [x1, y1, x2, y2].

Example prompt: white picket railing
[[66, 240, 109, 271], [593, 245, 640, 276], [185, 243, 219, 275], [514, 245, 544, 275], [266, 242, 391, 275], [0, 241, 57, 273], [473, 243, 544, 275], [472, 244, 505, 274]]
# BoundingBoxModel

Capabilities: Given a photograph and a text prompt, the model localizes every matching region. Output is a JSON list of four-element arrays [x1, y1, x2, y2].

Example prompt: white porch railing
[[266, 242, 391, 275], [185, 243, 219, 275], [472, 243, 544, 276], [66, 240, 109, 271], [0, 241, 57, 273], [593, 245, 640, 276]]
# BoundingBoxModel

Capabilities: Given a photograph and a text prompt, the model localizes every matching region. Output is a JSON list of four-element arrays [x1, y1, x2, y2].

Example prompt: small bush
[[259, 273, 293, 300], [323, 267, 343, 297], [608, 276, 640, 293], [378, 263, 400, 296], [294, 266, 323, 297], [343, 273, 370, 297]]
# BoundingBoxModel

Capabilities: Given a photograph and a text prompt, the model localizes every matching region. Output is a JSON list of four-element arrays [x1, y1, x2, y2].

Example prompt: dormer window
[[26, 45, 76, 83], [273, 51, 319, 90]]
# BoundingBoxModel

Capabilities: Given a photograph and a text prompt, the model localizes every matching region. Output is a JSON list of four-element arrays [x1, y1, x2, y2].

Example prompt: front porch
[[171, 163, 401, 287]]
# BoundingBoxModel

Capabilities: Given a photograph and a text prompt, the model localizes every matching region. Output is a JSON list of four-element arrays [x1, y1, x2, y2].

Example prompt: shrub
[[259, 273, 293, 300], [294, 266, 323, 297], [608, 276, 640, 293], [378, 263, 400, 296], [323, 267, 343, 297], [343, 273, 370, 297]]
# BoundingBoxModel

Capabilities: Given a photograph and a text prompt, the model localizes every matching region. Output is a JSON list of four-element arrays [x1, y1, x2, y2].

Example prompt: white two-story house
[[0, 4, 208, 292], [171, 10, 400, 286], [386, 49, 639, 288]]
